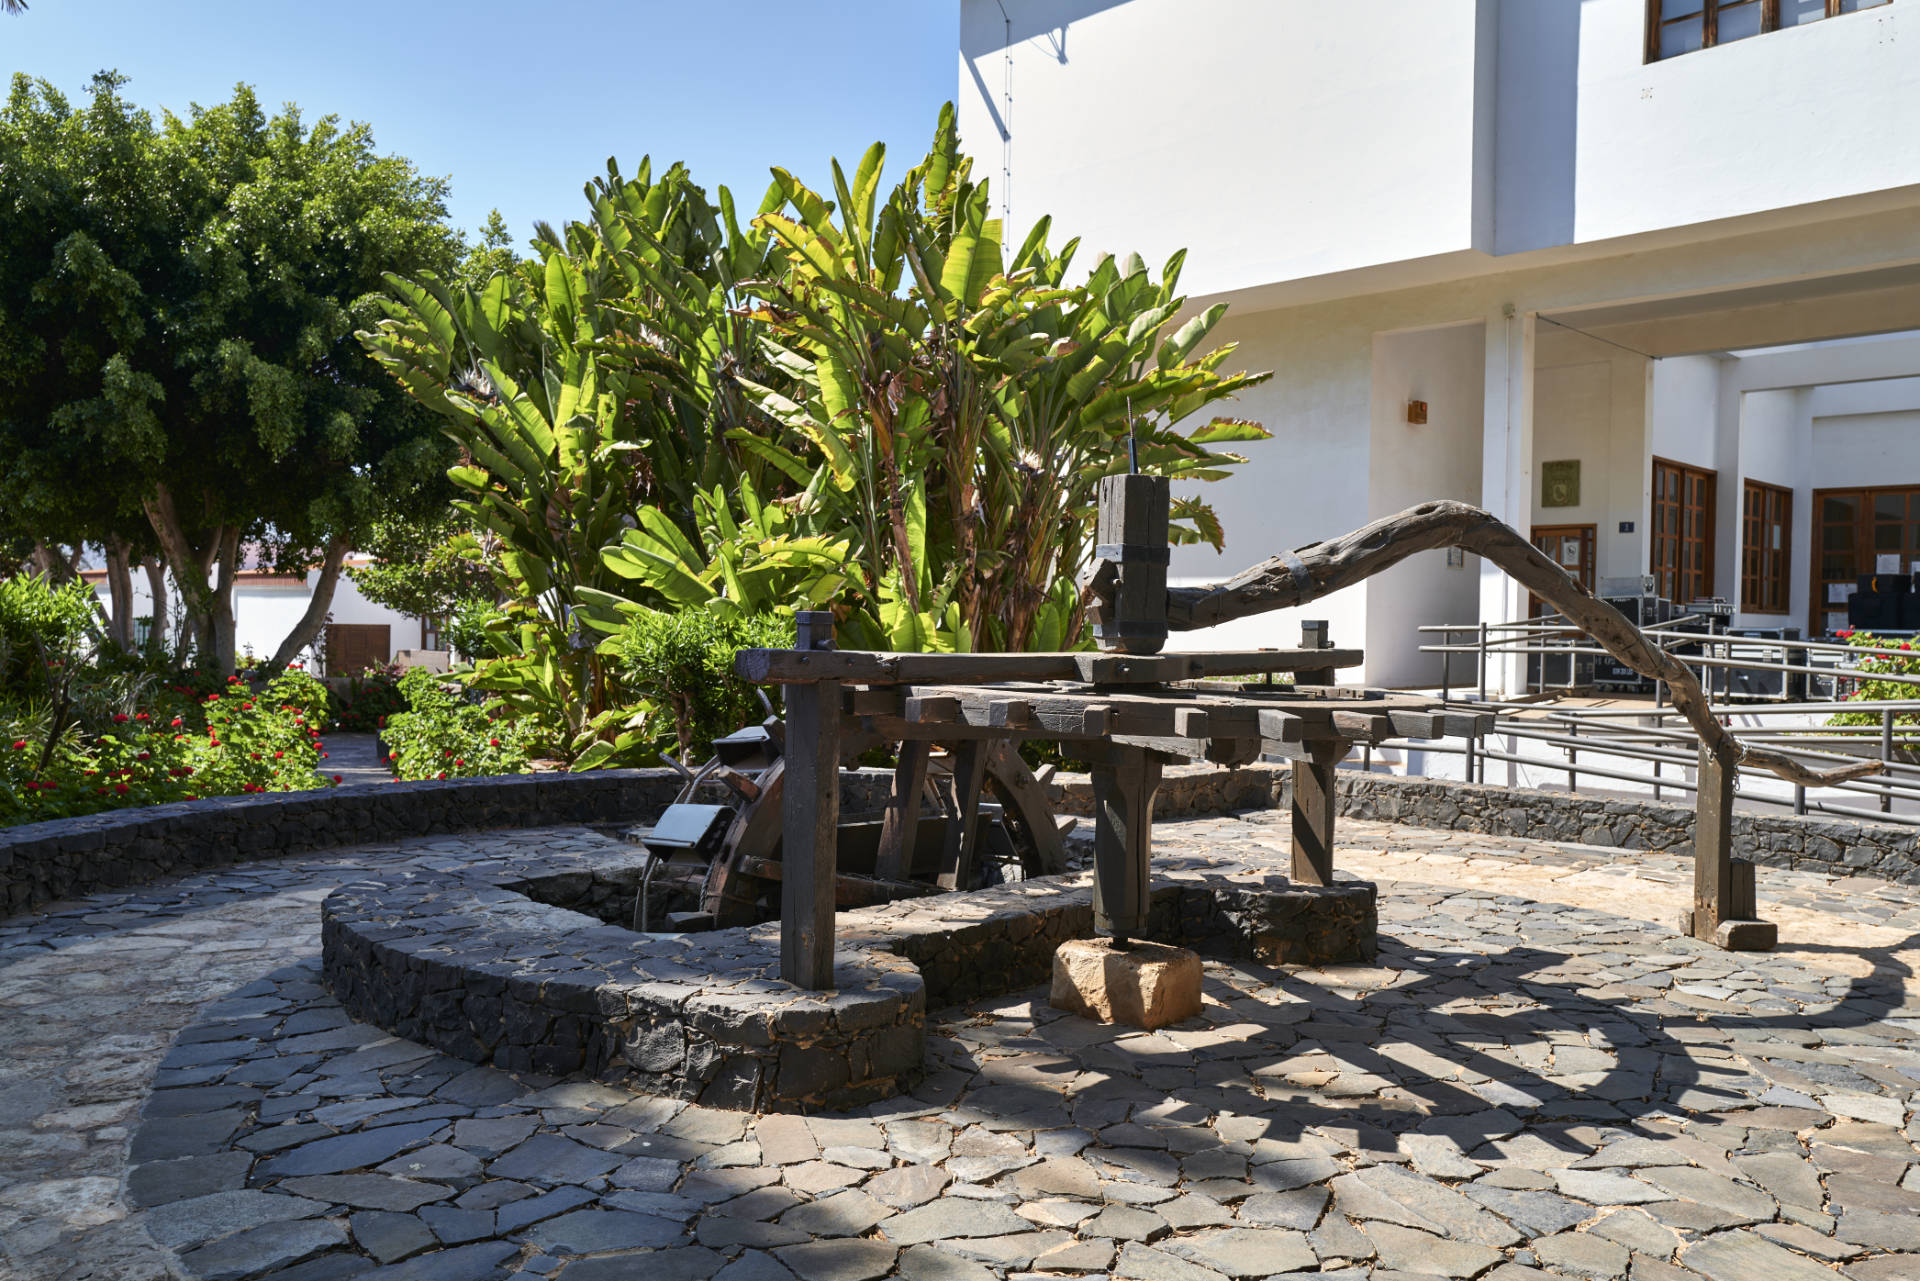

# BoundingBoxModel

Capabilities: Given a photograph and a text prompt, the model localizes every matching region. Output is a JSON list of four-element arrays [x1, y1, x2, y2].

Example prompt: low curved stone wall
[[321, 840, 1377, 1112], [0, 769, 910, 917], [1332, 773, 1920, 885]]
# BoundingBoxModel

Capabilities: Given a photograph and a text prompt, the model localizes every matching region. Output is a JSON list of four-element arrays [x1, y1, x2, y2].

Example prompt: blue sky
[[4, 0, 962, 248]]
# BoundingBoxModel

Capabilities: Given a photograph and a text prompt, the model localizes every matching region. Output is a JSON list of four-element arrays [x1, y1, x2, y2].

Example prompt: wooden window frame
[[1652, 457, 1717, 605], [1811, 483, 1920, 634], [1645, 0, 1847, 61], [1740, 478, 1792, 615]]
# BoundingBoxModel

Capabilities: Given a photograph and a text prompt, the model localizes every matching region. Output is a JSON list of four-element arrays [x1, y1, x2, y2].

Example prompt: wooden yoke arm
[[1122, 499, 1875, 790]]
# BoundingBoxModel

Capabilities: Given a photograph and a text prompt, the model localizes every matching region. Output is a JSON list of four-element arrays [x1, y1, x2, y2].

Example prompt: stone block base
[[1051, 939, 1203, 1029]]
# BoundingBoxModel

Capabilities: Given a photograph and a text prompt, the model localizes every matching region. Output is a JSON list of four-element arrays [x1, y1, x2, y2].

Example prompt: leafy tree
[[346, 510, 498, 620], [0, 73, 462, 672]]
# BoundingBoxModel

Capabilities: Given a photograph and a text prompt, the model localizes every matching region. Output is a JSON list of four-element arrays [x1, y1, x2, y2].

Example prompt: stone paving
[[2, 812, 1918, 1281]]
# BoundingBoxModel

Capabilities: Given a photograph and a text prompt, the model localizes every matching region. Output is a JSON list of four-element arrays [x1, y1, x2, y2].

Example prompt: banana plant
[[735, 104, 1273, 652]]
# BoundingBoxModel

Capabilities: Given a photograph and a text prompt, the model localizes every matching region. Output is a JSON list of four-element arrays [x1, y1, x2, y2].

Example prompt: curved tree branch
[[1152, 500, 1877, 789]]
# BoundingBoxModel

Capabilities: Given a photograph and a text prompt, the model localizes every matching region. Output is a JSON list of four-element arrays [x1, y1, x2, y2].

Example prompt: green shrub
[[447, 597, 509, 663], [379, 667, 538, 779], [2, 666, 334, 826], [1828, 630, 1920, 748], [0, 575, 101, 697], [332, 664, 407, 732], [607, 609, 790, 761]]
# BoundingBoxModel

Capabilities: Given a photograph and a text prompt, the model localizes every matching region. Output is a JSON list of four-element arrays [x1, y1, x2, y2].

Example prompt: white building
[[960, 0, 1920, 692], [84, 555, 439, 676]]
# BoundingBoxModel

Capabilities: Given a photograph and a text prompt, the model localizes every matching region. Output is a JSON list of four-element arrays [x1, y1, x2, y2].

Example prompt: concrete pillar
[[1479, 305, 1536, 699]]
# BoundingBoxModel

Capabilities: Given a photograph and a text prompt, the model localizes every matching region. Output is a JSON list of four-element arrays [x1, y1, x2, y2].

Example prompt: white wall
[[962, 0, 1920, 301], [1365, 323, 1485, 687], [1810, 411, 1920, 490], [1565, 0, 1917, 246], [959, 0, 1490, 300]]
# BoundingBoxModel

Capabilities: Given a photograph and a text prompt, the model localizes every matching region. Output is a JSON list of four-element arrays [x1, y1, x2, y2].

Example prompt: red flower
[[137, 752, 151, 761], [170, 718, 182, 728], [134, 712, 149, 721], [454, 758, 464, 766], [9, 740, 24, 751], [242, 702, 254, 710], [113, 784, 129, 795], [113, 713, 129, 724], [489, 738, 500, 747], [332, 774, 343, 784], [437, 771, 447, 779]]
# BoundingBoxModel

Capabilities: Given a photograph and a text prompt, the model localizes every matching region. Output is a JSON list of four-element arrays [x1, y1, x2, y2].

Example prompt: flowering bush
[[1826, 630, 1920, 747], [331, 664, 407, 733], [2, 667, 335, 826], [378, 667, 538, 779]]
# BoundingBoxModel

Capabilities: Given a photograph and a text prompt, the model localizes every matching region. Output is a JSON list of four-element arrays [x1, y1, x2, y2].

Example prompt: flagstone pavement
[[2, 809, 1917, 1281]]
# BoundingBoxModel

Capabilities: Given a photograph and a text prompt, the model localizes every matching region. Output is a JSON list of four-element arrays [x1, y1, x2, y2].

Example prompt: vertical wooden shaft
[[1291, 742, 1343, 886], [875, 740, 929, 882], [1093, 473, 1170, 655], [1091, 746, 1162, 942], [1692, 744, 1735, 941], [936, 740, 990, 891], [780, 612, 839, 989]]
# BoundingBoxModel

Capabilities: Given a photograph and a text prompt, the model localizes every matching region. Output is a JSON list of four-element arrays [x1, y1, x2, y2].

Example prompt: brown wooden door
[[1530, 524, 1596, 617], [1653, 458, 1715, 604], [324, 623, 391, 677], [1812, 484, 1920, 634]]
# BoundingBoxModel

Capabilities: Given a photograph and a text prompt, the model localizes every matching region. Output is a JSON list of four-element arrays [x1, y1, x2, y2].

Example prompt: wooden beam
[[780, 612, 839, 989], [937, 741, 990, 891], [874, 740, 929, 883], [736, 646, 1364, 686], [1090, 745, 1162, 942], [1290, 740, 1348, 887]]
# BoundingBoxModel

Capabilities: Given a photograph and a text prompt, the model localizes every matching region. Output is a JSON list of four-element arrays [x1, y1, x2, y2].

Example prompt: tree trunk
[[28, 542, 79, 583], [142, 483, 237, 671], [1124, 499, 1879, 790], [142, 555, 169, 653], [212, 525, 240, 672], [103, 536, 135, 651], [268, 536, 351, 671]]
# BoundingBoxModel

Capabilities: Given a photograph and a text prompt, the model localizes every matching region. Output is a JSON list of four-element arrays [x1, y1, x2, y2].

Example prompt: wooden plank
[[780, 614, 840, 990], [903, 695, 961, 724], [987, 698, 1033, 728], [1290, 740, 1347, 886], [937, 741, 990, 891], [1331, 710, 1393, 743], [841, 687, 900, 717], [737, 646, 1364, 686], [874, 740, 929, 883]]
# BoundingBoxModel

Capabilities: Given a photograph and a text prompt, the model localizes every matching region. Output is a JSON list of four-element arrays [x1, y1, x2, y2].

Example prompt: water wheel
[[695, 737, 1071, 928]]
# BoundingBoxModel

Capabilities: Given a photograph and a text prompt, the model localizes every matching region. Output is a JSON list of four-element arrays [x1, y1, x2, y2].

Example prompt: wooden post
[[1691, 743, 1734, 941], [1299, 620, 1336, 688], [1291, 740, 1344, 886], [1092, 473, 1170, 655], [936, 739, 990, 890], [781, 611, 839, 989], [1090, 745, 1162, 944], [874, 740, 929, 882]]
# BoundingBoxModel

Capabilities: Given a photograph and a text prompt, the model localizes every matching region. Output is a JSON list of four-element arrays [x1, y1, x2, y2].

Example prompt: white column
[[1478, 305, 1536, 698]]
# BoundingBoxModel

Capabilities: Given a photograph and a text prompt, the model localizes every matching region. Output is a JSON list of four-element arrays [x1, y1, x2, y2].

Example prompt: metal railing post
[[1794, 783, 1807, 816], [1477, 622, 1489, 701], [1883, 708, 1895, 814], [1568, 720, 1578, 794], [1440, 627, 1452, 702]]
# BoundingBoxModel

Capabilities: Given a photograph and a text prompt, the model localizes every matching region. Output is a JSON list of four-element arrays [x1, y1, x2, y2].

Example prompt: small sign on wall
[[1541, 460, 1581, 508]]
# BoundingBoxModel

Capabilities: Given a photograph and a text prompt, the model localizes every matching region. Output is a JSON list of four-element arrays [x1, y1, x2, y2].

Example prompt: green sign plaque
[[1541, 459, 1580, 508]]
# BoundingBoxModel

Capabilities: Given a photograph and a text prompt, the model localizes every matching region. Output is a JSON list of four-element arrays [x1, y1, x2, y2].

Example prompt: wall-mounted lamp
[[1406, 400, 1427, 425]]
